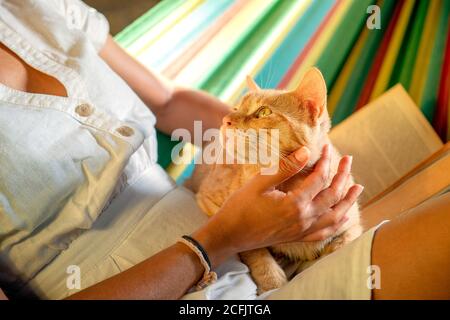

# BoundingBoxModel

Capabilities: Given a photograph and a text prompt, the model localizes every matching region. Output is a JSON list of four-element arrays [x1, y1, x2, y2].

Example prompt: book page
[[329, 85, 443, 205], [361, 148, 450, 230], [364, 142, 450, 207]]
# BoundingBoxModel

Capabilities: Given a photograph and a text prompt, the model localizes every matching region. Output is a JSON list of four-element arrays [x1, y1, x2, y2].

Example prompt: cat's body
[[188, 68, 362, 293]]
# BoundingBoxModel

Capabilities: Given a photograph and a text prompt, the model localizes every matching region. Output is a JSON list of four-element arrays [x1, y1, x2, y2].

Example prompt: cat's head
[[221, 67, 331, 166]]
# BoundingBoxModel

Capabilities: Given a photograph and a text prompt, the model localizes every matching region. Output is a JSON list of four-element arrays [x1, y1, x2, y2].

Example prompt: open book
[[329, 85, 448, 229]]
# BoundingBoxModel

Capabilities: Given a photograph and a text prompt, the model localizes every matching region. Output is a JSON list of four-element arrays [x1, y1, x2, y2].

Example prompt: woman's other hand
[[193, 145, 363, 268]]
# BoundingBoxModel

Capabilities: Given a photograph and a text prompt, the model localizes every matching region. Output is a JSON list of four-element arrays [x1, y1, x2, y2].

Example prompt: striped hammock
[[114, 0, 450, 183]]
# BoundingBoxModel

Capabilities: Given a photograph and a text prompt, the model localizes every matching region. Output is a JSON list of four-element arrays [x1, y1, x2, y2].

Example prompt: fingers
[[313, 155, 353, 210], [248, 147, 310, 193], [302, 207, 346, 239], [300, 184, 364, 242], [291, 144, 331, 201], [301, 215, 349, 242], [331, 184, 364, 216]]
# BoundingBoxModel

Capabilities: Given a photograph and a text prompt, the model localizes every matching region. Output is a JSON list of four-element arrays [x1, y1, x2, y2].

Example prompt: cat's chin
[[280, 145, 319, 169], [290, 139, 330, 167]]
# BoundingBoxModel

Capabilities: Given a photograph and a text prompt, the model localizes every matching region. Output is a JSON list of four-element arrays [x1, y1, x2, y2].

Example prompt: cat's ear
[[293, 67, 327, 122], [246, 75, 260, 92]]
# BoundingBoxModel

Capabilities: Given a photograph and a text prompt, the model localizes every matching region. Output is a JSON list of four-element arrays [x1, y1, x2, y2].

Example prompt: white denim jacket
[[0, 0, 167, 290]]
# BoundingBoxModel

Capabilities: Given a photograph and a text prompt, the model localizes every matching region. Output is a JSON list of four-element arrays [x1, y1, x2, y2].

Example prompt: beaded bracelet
[[178, 235, 217, 290]]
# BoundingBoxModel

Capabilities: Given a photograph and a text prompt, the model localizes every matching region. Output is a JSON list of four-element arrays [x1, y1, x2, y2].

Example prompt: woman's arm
[[99, 36, 230, 141], [67, 241, 207, 300], [68, 146, 362, 299]]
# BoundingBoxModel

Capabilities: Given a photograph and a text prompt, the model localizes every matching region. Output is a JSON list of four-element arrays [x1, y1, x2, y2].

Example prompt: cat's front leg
[[240, 248, 287, 294]]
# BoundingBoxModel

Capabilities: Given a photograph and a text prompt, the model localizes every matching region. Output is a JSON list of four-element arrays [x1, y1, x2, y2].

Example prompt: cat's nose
[[222, 115, 232, 126]]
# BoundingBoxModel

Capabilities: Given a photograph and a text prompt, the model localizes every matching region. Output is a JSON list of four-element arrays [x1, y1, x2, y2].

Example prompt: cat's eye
[[255, 106, 272, 118]]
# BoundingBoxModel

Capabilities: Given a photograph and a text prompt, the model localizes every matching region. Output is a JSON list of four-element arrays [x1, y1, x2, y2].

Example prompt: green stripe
[[200, 0, 300, 95], [332, 0, 397, 125], [421, 0, 450, 122], [389, 0, 430, 89], [115, 0, 185, 48], [192, 0, 279, 91], [316, 0, 375, 90], [257, 0, 335, 89]]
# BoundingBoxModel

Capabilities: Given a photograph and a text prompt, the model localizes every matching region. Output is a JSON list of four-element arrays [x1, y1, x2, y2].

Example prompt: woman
[[0, 0, 449, 300]]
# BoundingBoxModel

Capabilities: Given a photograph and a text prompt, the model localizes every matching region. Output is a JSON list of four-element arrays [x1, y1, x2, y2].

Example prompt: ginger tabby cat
[[189, 68, 362, 293]]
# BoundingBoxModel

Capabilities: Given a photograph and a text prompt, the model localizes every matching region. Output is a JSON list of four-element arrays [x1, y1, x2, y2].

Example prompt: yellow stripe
[[285, 0, 353, 90], [370, 0, 415, 100], [327, 24, 370, 115], [409, 0, 442, 105], [166, 144, 198, 180], [175, 0, 275, 86], [136, 0, 205, 65], [223, 0, 312, 104], [127, 0, 204, 57]]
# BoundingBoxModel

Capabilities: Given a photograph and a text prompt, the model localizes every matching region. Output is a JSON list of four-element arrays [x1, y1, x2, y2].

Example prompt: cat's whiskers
[[267, 61, 275, 89], [232, 130, 300, 169]]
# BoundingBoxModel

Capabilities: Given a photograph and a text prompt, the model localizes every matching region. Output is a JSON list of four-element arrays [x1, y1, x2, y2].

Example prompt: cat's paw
[[240, 248, 288, 295], [254, 265, 288, 295]]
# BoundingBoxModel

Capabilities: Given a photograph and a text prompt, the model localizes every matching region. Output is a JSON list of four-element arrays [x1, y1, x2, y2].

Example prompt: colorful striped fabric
[[330, 0, 397, 124], [115, 0, 450, 183], [356, 0, 405, 110], [420, 0, 450, 123], [369, 0, 416, 100]]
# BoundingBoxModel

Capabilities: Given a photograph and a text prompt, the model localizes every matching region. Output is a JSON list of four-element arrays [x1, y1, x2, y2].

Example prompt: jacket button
[[75, 103, 93, 117], [116, 126, 134, 137]]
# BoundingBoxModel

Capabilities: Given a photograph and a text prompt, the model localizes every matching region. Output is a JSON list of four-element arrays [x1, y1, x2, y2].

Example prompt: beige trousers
[[21, 181, 382, 300]]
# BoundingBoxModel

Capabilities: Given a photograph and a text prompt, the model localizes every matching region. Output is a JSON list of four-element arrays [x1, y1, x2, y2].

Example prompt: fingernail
[[346, 155, 353, 171], [295, 146, 310, 162], [356, 184, 364, 194], [324, 143, 330, 155]]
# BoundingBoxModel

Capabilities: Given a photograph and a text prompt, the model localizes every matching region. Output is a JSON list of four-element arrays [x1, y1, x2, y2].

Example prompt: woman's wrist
[[191, 219, 238, 269]]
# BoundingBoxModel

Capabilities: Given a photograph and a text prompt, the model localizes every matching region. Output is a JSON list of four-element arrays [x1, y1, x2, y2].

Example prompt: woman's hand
[[193, 145, 363, 268]]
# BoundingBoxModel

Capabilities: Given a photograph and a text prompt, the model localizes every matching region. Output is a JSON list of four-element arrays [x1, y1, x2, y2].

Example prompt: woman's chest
[[0, 42, 67, 97]]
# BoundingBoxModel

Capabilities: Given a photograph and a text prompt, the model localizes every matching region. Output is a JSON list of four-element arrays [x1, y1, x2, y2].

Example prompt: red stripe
[[433, 19, 450, 141], [277, 0, 342, 89], [355, 0, 405, 110]]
